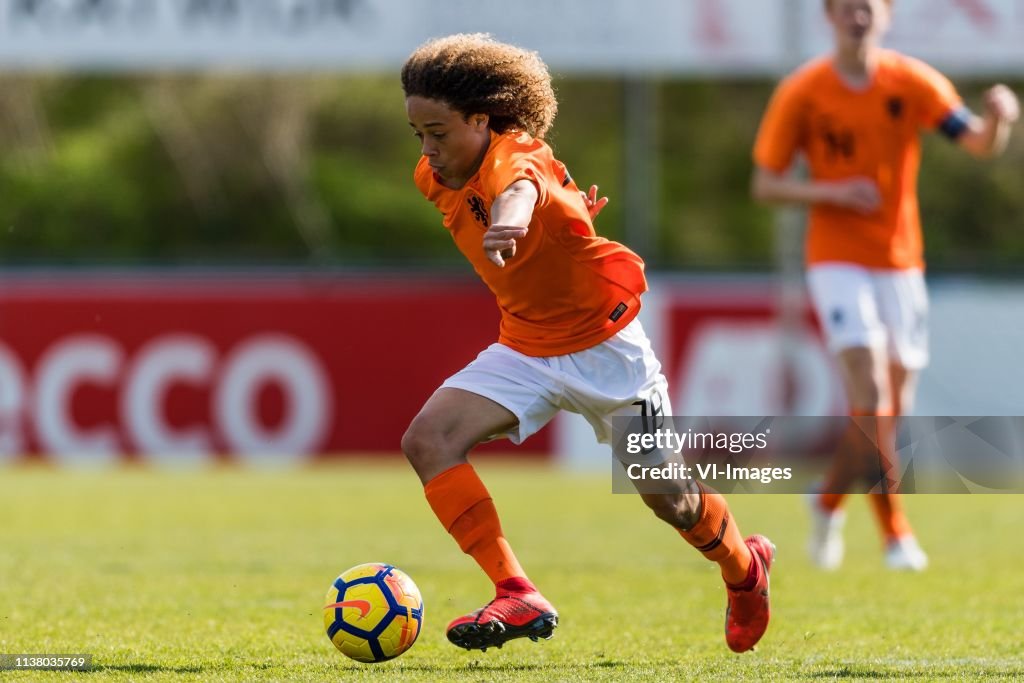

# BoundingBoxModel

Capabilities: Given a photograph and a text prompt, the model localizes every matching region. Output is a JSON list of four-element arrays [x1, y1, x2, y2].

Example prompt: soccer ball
[[323, 563, 424, 663]]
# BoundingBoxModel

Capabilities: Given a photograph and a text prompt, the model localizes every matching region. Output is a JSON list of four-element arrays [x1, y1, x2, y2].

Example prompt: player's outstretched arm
[[958, 84, 1020, 158], [484, 179, 539, 267], [751, 166, 881, 215]]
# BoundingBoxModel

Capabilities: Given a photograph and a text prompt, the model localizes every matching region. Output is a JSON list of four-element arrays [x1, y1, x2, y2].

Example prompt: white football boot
[[884, 535, 929, 571], [806, 492, 845, 570]]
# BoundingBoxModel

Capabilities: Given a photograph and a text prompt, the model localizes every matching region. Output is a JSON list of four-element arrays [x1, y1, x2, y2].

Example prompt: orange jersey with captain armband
[[414, 130, 647, 357], [754, 50, 971, 269]]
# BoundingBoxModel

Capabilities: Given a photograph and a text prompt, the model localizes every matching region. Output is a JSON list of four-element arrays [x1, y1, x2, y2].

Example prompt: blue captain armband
[[938, 105, 973, 140]]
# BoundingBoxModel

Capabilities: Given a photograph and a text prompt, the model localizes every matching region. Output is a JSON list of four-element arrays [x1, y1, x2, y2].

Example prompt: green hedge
[[0, 74, 1020, 272]]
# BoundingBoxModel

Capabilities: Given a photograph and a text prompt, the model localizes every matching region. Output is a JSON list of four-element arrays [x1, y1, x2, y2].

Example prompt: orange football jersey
[[414, 130, 646, 357], [754, 50, 969, 269]]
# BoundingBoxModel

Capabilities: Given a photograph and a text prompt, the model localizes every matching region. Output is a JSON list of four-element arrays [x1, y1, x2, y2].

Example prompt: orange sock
[[676, 484, 752, 585], [864, 412, 913, 541], [818, 492, 846, 512], [423, 463, 526, 585], [867, 493, 913, 541]]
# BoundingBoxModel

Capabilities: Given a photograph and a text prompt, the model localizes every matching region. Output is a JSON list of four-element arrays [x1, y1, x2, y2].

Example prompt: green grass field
[[1, 461, 1023, 681]]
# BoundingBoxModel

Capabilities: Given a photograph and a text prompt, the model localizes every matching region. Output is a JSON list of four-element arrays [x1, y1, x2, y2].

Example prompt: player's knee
[[849, 385, 888, 414], [849, 392, 881, 414], [400, 419, 447, 471], [841, 353, 890, 413], [845, 372, 887, 412]]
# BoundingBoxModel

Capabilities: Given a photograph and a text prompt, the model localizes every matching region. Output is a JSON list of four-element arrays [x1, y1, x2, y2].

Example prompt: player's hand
[[580, 184, 609, 220], [827, 177, 881, 214], [483, 224, 528, 267], [983, 84, 1020, 124]]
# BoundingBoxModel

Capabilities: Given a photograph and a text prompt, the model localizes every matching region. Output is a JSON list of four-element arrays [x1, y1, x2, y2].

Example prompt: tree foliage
[[0, 74, 1020, 272]]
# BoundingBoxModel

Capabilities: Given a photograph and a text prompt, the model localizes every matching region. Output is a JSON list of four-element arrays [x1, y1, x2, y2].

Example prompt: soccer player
[[401, 34, 774, 653], [751, 0, 1019, 570]]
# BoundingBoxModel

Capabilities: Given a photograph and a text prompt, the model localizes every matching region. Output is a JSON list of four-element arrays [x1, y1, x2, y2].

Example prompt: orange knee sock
[[818, 492, 846, 512], [864, 412, 912, 540], [423, 463, 526, 585], [676, 484, 752, 585], [868, 493, 913, 541]]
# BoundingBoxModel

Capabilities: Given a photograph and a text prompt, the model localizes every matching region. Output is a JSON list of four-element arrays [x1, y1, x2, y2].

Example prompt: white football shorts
[[441, 318, 670, 455], [807, 263, 929, 370]]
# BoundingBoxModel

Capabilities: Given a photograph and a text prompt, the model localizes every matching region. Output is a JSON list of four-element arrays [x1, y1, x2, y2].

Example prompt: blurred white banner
[[803, 0, 1024, 75], [1, 0, 1020, 74]]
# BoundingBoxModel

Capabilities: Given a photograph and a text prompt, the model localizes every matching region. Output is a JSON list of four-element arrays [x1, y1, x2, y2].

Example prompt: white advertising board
[[802, 0, 1024, 75], [2, 0, 1019, 75]]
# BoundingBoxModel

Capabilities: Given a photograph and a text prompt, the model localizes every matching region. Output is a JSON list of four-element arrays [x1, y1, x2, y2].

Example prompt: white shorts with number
[[807, 263, 929, 370], [440, 318, 670, 452]]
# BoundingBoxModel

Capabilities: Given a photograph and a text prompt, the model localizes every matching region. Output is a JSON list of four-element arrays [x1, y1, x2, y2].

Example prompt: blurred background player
[[401, 33, 773, 653], [751, 0, 1019, 570]]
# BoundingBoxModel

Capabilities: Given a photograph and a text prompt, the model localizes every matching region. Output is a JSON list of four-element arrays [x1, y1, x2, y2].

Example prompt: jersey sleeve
[[753, 75, 806, 173], [906, 57, 971, 140], [481, 136, 550, 207]]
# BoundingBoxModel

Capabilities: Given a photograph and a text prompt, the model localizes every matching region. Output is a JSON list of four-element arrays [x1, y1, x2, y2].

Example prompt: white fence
[[1, 0, 1022, 74]]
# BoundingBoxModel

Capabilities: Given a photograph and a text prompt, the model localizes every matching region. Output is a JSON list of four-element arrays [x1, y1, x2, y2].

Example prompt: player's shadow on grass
[[806, 670, 921, 680], [89, 664, 205, 674], [357, 663, 545, 673], [808, 666, 1024, 679], [380, 660, 626, 673]]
